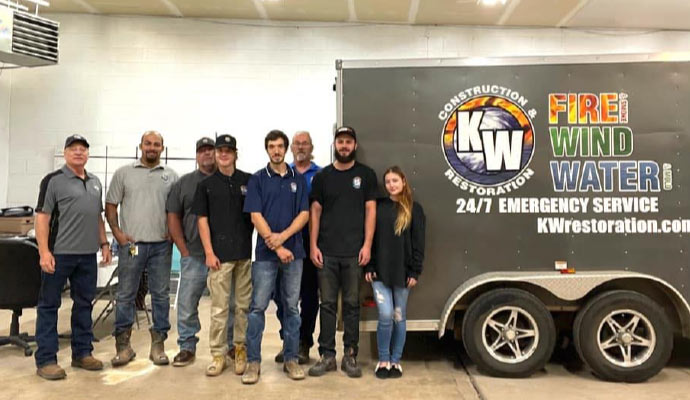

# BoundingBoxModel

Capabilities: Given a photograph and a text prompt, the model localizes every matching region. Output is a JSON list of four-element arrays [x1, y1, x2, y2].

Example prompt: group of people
[[32, 126, 426, 384]]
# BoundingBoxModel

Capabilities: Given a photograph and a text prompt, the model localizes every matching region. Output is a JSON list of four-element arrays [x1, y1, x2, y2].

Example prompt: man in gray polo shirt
[[34, 134, 112, 380], [106, 130, 178, 367], [167, 137, 237, 367]]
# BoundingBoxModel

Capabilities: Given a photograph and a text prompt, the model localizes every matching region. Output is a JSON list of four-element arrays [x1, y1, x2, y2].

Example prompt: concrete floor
[[1, 296, 690, 400]]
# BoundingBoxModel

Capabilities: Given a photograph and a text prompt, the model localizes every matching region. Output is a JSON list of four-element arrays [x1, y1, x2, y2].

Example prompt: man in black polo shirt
[[167, 137, 237, 367], [308, 126, 377, 378], [193, 134, 253, 377], [34, 134, 112, 380]]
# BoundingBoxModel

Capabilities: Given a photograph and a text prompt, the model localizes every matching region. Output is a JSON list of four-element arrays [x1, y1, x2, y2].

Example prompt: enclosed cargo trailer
[[336, 54, 690, 382]]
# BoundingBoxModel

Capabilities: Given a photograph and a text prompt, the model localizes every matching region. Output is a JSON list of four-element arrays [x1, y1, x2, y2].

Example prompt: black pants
[[317, 256, 360, 357], [274, 234, 320, 348]]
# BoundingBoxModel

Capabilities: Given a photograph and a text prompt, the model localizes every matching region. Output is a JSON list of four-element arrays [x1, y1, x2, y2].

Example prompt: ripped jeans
[[372, 281, 410, 364]]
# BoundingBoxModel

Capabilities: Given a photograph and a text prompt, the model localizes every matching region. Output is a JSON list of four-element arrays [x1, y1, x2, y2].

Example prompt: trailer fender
[[438, 271, 690, 338]]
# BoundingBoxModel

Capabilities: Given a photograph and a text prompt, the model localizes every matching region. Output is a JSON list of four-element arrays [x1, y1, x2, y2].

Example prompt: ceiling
[[20, 0, 690, 30]]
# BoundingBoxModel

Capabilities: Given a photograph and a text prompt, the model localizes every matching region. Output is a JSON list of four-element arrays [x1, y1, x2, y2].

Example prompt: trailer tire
[[462, 288, 556, 378], [573, 290, 672, 383]]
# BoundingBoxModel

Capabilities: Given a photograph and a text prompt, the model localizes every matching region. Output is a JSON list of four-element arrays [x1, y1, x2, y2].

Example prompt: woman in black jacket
[[365, 166, 425, 379]]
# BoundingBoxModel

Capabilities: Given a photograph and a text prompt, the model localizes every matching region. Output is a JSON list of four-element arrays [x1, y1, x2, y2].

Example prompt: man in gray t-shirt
[[34, 134, 112, 380], [105, 130, 178, 367], [167, 137, 236, 367]]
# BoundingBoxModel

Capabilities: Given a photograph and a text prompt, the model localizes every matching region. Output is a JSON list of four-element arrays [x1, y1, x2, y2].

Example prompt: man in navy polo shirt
[[241, 130, 309, 384], [273, 131, 321, 364]]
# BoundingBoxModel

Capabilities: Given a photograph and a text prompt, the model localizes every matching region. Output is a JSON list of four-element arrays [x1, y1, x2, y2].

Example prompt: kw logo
[[442, 95, 535, 188]]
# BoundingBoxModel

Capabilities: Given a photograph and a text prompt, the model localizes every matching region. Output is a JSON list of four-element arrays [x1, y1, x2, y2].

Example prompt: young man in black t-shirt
[[308, 126, 377, 378]]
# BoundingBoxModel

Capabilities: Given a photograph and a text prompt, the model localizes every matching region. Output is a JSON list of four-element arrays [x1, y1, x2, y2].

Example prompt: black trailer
[[336, 54, 690, 382]]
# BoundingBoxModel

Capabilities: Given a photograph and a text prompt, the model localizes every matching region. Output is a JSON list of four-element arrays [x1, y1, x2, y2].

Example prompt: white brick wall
[[4, 13, 690, 206]]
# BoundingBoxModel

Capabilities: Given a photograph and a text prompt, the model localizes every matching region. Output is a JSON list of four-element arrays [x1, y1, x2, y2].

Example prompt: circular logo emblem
[[442, 95, 534, 187]]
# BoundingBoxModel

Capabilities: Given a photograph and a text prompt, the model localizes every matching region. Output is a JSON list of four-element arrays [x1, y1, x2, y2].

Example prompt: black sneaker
[[308, 355, 337, 377], [389, 363, 403, 379], [297, 343, 310, 365], [341, 352, 362, 378], [374, 363, 390, 379], [274, 349, 284, 363]]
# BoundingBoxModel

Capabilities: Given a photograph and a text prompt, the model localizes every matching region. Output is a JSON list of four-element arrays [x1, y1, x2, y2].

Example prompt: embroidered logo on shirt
[[353, 176, 362, 189], [241, 185, 248, 195], [161, 174, 169, 182], [290, 182, 298, 193]]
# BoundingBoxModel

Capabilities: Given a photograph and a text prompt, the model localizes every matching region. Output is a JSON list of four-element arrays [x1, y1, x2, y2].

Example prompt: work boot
[[172, 350, 195, 367], [308, 354, 336, 377], [341, 348, 362, 378], [71, 355, 104, 371], [36, 363, 66, 380], [241, 361, 260, 384], [274, 348, 284, 363], [111, 329, 136, 367], [234, 344, 247, 375], [149, 328, 169, 365], [297, 343, 310, 365], [205, 354, 228, 377], [283, 360, 305, 380]]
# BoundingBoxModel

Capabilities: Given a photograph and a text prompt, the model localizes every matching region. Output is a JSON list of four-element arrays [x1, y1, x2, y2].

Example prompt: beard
[[334, 148, 356, 163], [294, 152, 309, 162], [145, 152, 160, 163]]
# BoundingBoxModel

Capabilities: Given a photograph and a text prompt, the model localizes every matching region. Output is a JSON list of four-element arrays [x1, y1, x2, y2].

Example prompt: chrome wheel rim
[[596, 309, 656, 368], [481, 306, 540, 364]]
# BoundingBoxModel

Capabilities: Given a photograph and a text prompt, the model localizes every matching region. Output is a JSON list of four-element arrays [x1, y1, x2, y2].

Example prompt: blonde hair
[[384, 166, 413, 236]]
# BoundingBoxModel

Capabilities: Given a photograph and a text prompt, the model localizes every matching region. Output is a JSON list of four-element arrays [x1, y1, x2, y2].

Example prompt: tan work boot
[[111, 329, 136, 367], [241, 361, 260, 384], [283, 360, 305, 380], [71, 355, 104, 371], [234, 344, 247, 375], [36, 363, 66, 380], [149, 328, 169, 365], [205, 354, 227, 377]]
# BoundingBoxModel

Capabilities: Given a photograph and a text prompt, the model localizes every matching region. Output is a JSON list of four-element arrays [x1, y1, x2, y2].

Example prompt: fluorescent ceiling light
[[24, 0, 50, 6], [477, 0, 507, 6]]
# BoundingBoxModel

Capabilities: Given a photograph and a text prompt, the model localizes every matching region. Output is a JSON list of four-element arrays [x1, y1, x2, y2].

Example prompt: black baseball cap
[[196, 137, 215, 151], [216, 134, 237, 150], [64, 134, 90, 149], [334, 126, 356, 141]]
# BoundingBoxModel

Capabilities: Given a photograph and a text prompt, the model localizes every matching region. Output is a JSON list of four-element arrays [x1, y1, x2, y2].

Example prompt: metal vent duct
[[0, 8, 59, 67]]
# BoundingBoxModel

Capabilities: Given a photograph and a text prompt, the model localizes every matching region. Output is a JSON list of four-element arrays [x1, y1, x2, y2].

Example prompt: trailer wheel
[[573, 290, 672, 383], [462, 288, 556, 378]]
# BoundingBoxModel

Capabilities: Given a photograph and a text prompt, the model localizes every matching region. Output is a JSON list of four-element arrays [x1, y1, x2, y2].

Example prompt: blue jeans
[[176, 255, 235, 352], [372, 281, 409, 364], [273, 233, 319, 347], [114, 241, 172, 337], [246, 259, 302, 363], [35, 254, 97, 367]]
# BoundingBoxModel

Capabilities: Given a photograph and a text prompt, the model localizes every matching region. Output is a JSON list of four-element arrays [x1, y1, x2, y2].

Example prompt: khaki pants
[[208, 259, 251, 356]]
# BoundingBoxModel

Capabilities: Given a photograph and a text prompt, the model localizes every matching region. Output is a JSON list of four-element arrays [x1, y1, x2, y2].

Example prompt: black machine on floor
[[0, 238, 41, 356]]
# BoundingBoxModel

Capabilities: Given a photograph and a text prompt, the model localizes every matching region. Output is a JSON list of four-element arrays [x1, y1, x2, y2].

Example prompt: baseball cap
[[334, 126, 357, 141], [196, 137, 215, 151], [64, 134, 90, 149], [215, 134, 237, 150]]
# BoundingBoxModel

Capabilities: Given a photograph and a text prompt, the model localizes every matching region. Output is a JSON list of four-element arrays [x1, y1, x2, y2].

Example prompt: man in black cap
[[193, 135, 254, 377], [34, 134, 112, 380], [167, 137, 237, 367], [308, 126, 377, 378]]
